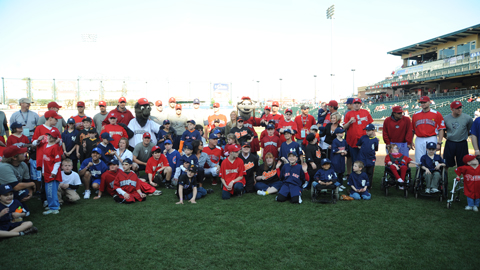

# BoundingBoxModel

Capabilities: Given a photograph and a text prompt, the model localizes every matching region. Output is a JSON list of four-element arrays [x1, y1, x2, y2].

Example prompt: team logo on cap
[[143, 99, 147, 102]]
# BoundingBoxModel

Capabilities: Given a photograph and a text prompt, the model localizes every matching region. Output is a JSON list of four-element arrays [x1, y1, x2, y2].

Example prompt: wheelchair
[[380, 165, 414, 198], [413, 167, 448, 201], [311, 182, 339, 204]]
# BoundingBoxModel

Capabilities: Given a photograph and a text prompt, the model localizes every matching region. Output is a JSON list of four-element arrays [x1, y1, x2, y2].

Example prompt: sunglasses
[[99, 105, 105, 107]]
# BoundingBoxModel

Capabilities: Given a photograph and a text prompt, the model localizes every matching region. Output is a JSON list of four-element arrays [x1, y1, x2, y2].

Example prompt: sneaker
[[23, 227, 38, 235], [44, 206, 60, 211], [298, 196, 303, 204], [340, 185, 346, 189], [206, 189, 214, 194], [465, 206, 473, 211], [43, 209, 59, 215], [397, 178, 404, 183], [84, 190, 91, 199], [399, 186, 404, 190], [166, 184, 176, 189], [474, 206, 479, 212], [152, 190, 162, 196], [338, 186, 344, 192], [43, 200, 48, 208], [431, 188, 439, 193], [257, 190, 266, 196], [212, 179, 218, 185], [425, 188, 431, 194]]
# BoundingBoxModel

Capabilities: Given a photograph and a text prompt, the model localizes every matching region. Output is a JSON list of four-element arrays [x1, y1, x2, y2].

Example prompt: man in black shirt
[[229, 116, 254, 146]]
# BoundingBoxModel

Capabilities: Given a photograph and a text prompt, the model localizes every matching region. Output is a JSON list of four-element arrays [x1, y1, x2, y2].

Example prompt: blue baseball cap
[[266, 124, 275, 129], [122, 158, 133, 164], [209, 133, 219, 140], [345, 98, 354, 105], [426, 142, 437, 149], [164, 139, 172, 145], [364, 124, 375, 131], [92, 147, 103, 155], [101, 133, 114, 141], [67, 118, 76, 124], [108, 159, 119, 165], [163, 119, 170, 125], [187, 119, 196, 125], [283, 129, 292, 134], [335, 127, 345, 133], [320, 158, 332, 166], [10, 122, 23, 131], [0, 184, 14, 195], [184, 144, 193, 150], [193, 98, 200, 104]]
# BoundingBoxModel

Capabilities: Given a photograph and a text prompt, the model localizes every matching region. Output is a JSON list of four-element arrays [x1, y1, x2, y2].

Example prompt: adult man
[[37, 102, 67, 132], [150, 100, 167, 126], [270, 101, 285, 128], [164, 97, 177, 118], [93, 101, 108, 134], [103, 97, 134, 126], [10, 98, 39, 138], [322, 100, 338, 126], [294, 105, 316, 143], [0, 110, 9, 139], [188, 98, 207, 128], [343, 98, 354, 175], [229, 116, 254, 146], [71, 101, 95, 130], [443, 101, 473, 168], [382, 106, 413, 157], [411, 96, 446, 165], [343, 98, 373, 163], [132, 132, 155, 172], [239, 142, 259, 193], [101, 113, 128, 149], [79, 147, 108, 199], [168, 104, 188, 149], [206, 103, 227, 135], [202, 133, 223, 185], [0, 146, 35, 203]]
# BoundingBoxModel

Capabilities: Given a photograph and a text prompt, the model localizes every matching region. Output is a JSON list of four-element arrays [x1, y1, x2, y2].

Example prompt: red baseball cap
[[151, 146, 161, 152], [419, 96, 430, 103], [213, 103, 220, 108], [327, 100, 338, 107], [450, 101, 462, 109], [463, 154, 476, 164], [155, 100, 162, 107], [353, 98, 362, 104], [46, 129, 60, 139], [137, 98, 149, 105], [175, 104, 182, 110], [272, 101, 279, 107], [3, 145, 28, 158], [118, 97, 127, 103], [77, 101, 85, 107], [264, 106, 271, 111], [44, 110, 62, 119], [228, 144, 241, 152], [98, 101, 107, 106], [169, 97, 176, 103], [392, 106, 403, 113], [143, 132, 151, 138], [241, 96, 250, 100], [285, 108, 293, 114], [47, 102, 62, 109]]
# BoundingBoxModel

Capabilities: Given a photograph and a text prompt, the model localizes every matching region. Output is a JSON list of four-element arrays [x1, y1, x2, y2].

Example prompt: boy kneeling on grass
[[347, 161, 371, 200], [176, 164, 208, 204], [0, 184, 38, 238], [219, 144, 246, 200], [455, 154, 480, 212], [58, 159, 81, 204], [276, 151, 309, 204]]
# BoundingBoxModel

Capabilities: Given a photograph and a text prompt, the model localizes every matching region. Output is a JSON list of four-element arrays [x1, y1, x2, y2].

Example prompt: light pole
[[351, 69, 355, 97], [279, 78, 282, 105], [256, 81, 260, 102], [314, 75, 317, 104], [326, 5, 335, 99]]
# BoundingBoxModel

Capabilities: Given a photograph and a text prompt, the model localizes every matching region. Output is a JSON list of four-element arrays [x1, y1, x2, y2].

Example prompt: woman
[[255, 152, 282, 196], [225, 110, 237, 136], [320, 112, 342, 157], [191, 140, 217, 190], [114, 137, 137, 171]]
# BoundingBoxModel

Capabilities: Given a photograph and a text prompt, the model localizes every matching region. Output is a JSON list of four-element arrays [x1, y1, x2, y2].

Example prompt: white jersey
[[127, 118, 161, 147]]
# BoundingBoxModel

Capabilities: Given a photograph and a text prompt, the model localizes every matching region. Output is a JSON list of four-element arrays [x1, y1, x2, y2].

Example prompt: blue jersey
[[181, 129, 201, 146], [280, 163, 307, 186], [62, 129, 80, 159], [347, 172, 370, 195], [279, 141, 303, 160], [80, 158, 108, 180], [420, 154, 444, 172], [97, 142, 116, 164], [165, 150, 182, 171], [331, 138, 348, 174], [314, 167, 337, 183], [356, 135, 378, 167], [180, 154, 198, 167], [317, 109, 328, 125], [156, 129, 170, 152], [0, 199, 25, 230]]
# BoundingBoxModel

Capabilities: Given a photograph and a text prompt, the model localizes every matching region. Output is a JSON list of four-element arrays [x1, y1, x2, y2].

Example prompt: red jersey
[[455, 165, 480, 199], [260, 129, 280, 141], [102, 107, 135, 126], [71, 115, 95, 130], [101, 124, 127, 149], [261, 135, 281, 160], [243, 116, 262, 153], [219, 157, 246, 194], [270, 113, 285, 128], [32, 125, 60, 168], [145, 155, 169, 175], [42, 143, 63, 183], [323, 112, 332, 127], [114, 170, 140, 194], [384, 152, 412, 166], [294, 114, 316, 140], [203, 146, 223, 168], [277, 119, 298, 143], [7, 134, 29, 147], [207, 114, 228, 131], [343, 109, 373, 148], [382, 116, 413, 145], [100, 170, 118, 196], [261, 113, 272, 123], [411, 109, 446, 137]]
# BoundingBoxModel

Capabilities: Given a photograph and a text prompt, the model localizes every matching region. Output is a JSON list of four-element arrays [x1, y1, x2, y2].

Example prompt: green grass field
[[3, 168, 480, 270]]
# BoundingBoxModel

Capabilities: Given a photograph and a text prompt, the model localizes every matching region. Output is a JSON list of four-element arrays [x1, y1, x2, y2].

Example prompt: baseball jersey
[[294, 114, 316, 140], [356, 135, 379, 167], [62, 129, 80, 159], [79, 127, 99, 142], [71, 115, 95, 130], [103, 107, 134, 126], [128, 119, 161, 147], [177, 174, 198, 198], [180, 129, 201, 147], [80, 137, 100, 162], [261, 135, 281, 160], [270, 113, 285, 128], [260, 129, 280, 141], [7, 134, 29, 147], [32, 125, 61, 168], [207, 113, 228, 131], [412, 109, 446, 137], [97, 142, 116, 164], [385, 153, 412, 166], [165, 149, 182, 173], [455, 165, 480, 199], [277, 119, 298, 143], [347, 172, 370, 196], [101, 124, 128, 149], [145, 155, 169, 175], [99, 170, 118, 196], [202, 146, 223, 168], [323, 112, 332, 127], [313, 168, 337, 183], [279, 141, 303, 160], [239, 152, 259, 192], [331, 138, 348, 174], [343, 109, 373, 148], [280, 163, 308, 186], [256, 165, 281, 185], [304, 143, 322, 170], [80, 158, 108, 180], [382, 116, 413, 145], [243, 116, 262, 153], [42, 143, 63, 183], [229, 126, 254, 145], [180, 154, 198, 167], [420, 154, 444, 171], [0, 199, 25, 230], [114, 170, 140, 194], [219, 157, 246, 194], [114, 149, 133, 171], [317, 109, 328, 125]]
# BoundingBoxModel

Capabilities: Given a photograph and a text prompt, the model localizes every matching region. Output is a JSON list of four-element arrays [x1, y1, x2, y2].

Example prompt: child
[[331, 128, 348, 191], [80, 129, 100, 163], [79, 147, 108, 199], [313, 158, 338, 194], [224, 133, 239, 157], [42, 129, 63, 215], [356, 124, 378, 189], [260, 124, 281, 161], [277, 108, 298, 143], [164, 140, 181, 189], [260, 120, 280, 141], [455, 154, 480, 211], [62, 118, 80, 172], [0, 184, 38, 238], [176, 164, 208, 204], [278, 129, 303, 167], [79, 117, 98, 142], [219, 144, 246, 200], [385, 143, 417, 190], [146, 146, 172, 187], [95, 160, 121, 199], [302, 125, 319, 147], [179, 120, 201, 153], [276, 151, 309, 204], [255, 152, 282, 196], [58, 159, 81, 204], [176, 144, 198, 177], [113, 158, 147, 203], [7, 122, 30, 148], [304, 133, 322, 184], [195, 124, 208, 146], [347, 161, 371, 200], [420, 142, 446, 194], [98, 133, 117, 164]]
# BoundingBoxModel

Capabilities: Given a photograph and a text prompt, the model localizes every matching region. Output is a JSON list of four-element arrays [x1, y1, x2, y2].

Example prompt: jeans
[[222, 182, 244, 199], [351, 192, 371, 200], [467, 197, 480, 207], [45, 180, 60, 210], [186, 187, 208, 200]]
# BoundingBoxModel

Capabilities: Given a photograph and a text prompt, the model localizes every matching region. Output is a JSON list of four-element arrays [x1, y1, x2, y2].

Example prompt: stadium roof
[[387, 24, 480, 56]]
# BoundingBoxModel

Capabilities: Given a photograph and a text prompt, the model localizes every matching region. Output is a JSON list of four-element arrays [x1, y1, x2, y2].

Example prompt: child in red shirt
[[145, 146, 172, 187], [219, 144, 246, 199], [455, 155, 480, 211], [113, 158, 147, 203], [42, 129, 63, 215], [385, 144, 418, 189]]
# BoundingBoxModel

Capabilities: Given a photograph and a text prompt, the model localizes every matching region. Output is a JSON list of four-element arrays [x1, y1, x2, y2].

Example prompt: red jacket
[[382, 115, 413, 145], [455, 165, 480, 200], [103, 107, 134, 126]]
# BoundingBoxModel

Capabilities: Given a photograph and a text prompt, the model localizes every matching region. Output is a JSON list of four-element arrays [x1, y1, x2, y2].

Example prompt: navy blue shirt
[[279, 141, 303, 160], [356, 135, 379, 167], [97, 142, 116, 164], [280, 163, 307, 186], [181, 129, 202, 146], [317, 109, 328, 125], [62, 129, 80, 160], [347, 172, 370, 195], [177, 173, 197, 198], [313, 167, 337, 183], [420, 154, 444, 172], [331, 138, 348, 174], [180, 154, 199, 167], [165, 150, 182, 172]]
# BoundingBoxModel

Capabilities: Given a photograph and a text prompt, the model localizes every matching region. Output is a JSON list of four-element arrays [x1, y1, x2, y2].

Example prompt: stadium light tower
[[314, 75, 317, 104], [256, 81, 260, 102], [351, 69, 356, 97], [326, 5, 335, 99], [279, 78, 283, 104]]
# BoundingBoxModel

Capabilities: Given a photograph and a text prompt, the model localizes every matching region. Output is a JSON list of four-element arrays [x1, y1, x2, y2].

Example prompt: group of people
[[1, 93, 480, 238]]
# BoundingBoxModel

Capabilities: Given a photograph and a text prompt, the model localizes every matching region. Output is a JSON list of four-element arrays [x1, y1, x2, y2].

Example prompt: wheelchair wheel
[[439, 195, 443, 202], [310, 185, 315, 202], [385, 187, 388, 197], [404, 188, 408, 199], [447, 202, 452, 209], [381, 177, 386, 191]]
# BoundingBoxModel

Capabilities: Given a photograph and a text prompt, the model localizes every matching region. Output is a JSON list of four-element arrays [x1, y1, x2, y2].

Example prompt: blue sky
[[0, 0, 479, 102]]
